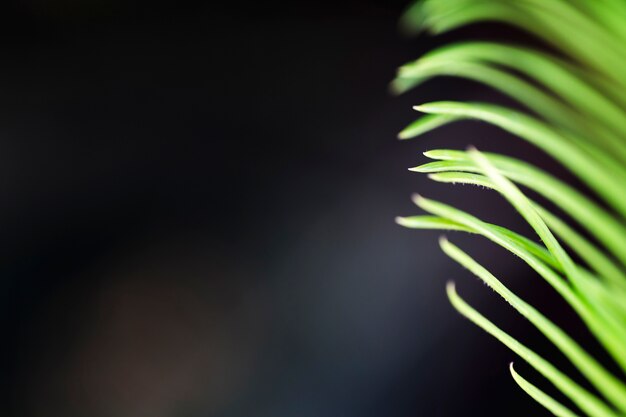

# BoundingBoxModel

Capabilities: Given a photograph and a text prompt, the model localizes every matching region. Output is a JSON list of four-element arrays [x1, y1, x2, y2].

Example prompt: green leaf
[[414, 149, 626, 272], [413, 102, 626, 217], [395, 43, 626, 158], [510, 363, 581, 417], [395, 1, 626, 414], [405, 0, 626, 87], [440, 238, 626, 412], [398, 42, 626, 132], [411, 194, 626, 372], [398, 114, 461, 140], [446, 281, 619, 417]]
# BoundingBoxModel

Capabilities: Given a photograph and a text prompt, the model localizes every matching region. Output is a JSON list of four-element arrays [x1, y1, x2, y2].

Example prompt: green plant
[[394, 1, 626, 416]]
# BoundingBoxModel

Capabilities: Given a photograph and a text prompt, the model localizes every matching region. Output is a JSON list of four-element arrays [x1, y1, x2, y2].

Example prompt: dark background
[[0, 1, 587, 416]]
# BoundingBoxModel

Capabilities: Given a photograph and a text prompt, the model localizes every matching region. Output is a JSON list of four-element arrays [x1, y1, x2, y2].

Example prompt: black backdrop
[[0, 1, 584, 416]]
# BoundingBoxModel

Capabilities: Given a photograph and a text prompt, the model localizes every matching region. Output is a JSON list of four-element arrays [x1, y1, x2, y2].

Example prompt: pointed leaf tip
[[411, 193, 424, 206], [409, 164, 429, 172], [388, 81, 403, 97], [395, 216, 408, 226]]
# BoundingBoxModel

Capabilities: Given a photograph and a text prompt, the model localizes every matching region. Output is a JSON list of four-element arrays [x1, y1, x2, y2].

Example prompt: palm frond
[[395, 1, 626, 415]]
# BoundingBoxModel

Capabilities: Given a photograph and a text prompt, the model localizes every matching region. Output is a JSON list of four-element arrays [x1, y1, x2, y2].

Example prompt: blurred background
[[0, 0, 587, 416]]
